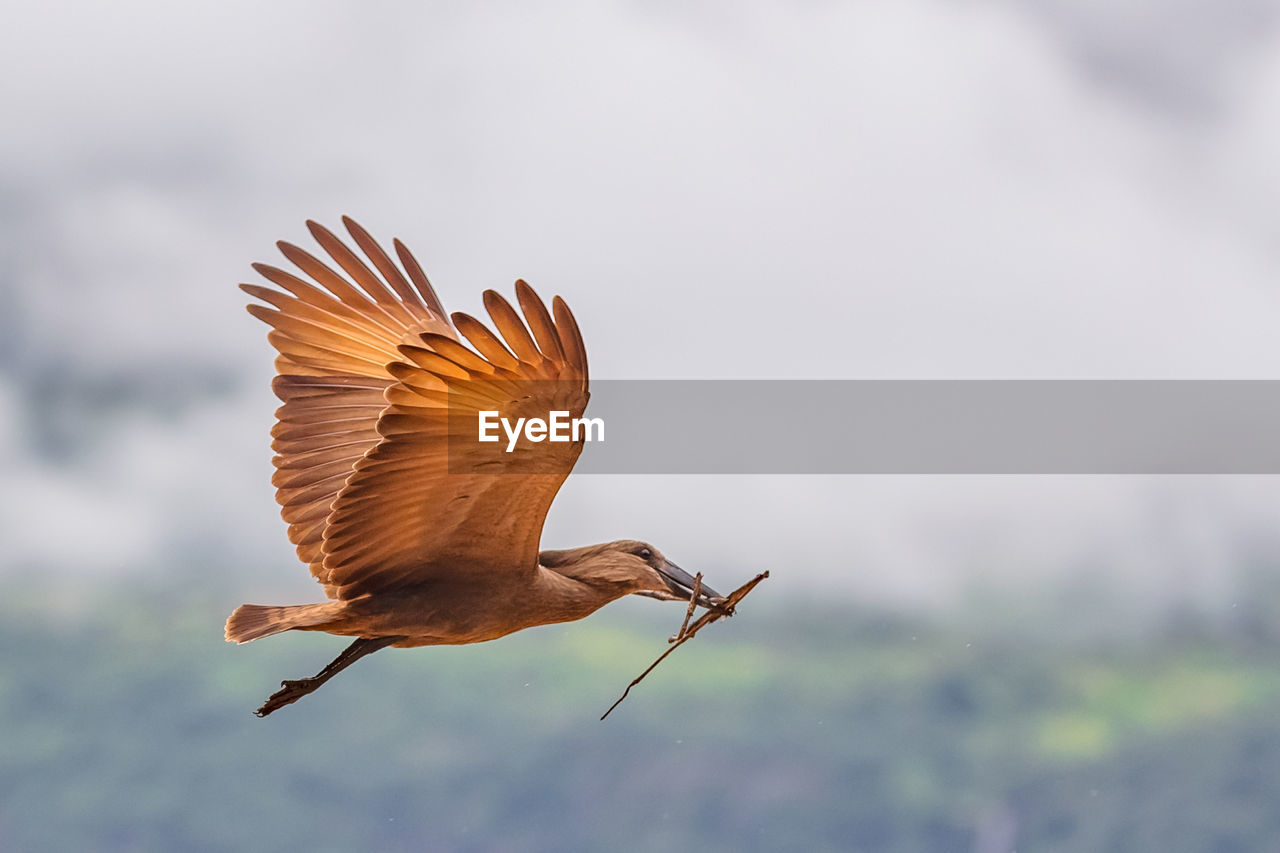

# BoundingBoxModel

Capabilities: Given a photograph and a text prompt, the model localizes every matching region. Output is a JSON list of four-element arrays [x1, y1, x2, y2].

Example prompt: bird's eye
[[638, 548, 652, 561]]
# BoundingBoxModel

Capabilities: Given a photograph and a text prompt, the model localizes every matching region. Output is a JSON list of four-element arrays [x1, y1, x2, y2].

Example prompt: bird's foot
[[254, 677, 322, 717], [251, 636, 402, 718]]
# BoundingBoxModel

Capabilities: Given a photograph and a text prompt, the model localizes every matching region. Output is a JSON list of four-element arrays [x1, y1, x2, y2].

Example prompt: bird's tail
[[224, 602, 345, 644]]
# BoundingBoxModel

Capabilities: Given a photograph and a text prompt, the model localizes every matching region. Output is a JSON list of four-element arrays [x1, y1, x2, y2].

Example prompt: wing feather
[[515, 279, 565, 362], [393, 237, 449, 317], [482, 290, 543, 366], [306, 220, 430, 330], [417, 333, 498, 375], [251, 264, 407, 341], [243, 218, 589, 600], [552, 296, 589, 385], [275, 241, 391, 317], [451, 312, 522, 371], [341, 216, 422, 305]]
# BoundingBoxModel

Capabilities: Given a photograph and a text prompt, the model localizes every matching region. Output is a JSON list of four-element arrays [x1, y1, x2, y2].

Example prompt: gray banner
[[447, 381, 1280, 474], [573, 380, 1280, 474]]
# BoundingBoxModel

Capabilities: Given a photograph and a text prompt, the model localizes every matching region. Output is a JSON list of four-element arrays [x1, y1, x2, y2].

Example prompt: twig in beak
[[670, 573, 703, 643], [601, 570, 768, 720]]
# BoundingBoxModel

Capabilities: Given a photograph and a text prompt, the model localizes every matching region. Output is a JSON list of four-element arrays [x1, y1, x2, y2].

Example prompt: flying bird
[[226, 217, 721, 716]]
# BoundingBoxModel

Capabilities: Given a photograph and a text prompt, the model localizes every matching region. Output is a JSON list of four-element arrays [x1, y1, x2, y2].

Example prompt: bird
[[226, 217, 721, 716]]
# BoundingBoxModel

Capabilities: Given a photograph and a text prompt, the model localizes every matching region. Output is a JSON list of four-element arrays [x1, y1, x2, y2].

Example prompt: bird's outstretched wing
[[243, 218, 589, 600]]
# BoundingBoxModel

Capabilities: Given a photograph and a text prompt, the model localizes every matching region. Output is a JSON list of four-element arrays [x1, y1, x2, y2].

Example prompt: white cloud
[[5, 0, 1280, 610]]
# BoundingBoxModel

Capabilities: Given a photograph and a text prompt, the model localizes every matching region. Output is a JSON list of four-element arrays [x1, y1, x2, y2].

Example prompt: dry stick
[[671, 573, 704, 643], [600, 570, 769, 720]]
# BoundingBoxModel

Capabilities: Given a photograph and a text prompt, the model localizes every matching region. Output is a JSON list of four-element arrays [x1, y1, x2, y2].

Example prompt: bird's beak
[[658, 560, 723, 607]]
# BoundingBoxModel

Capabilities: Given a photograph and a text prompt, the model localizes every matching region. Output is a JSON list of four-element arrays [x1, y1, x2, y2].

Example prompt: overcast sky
[[4, 0, 1280, 612]]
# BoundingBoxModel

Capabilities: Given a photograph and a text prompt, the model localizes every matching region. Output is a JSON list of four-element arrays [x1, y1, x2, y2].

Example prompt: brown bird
[[226, 217, 720, 716]]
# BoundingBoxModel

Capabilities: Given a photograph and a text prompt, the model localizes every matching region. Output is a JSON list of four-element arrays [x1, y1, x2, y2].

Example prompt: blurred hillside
[[3, 575, 1280, 851]]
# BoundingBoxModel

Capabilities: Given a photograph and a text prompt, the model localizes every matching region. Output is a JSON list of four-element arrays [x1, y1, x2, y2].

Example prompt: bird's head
[[539, 540, 722, 607]]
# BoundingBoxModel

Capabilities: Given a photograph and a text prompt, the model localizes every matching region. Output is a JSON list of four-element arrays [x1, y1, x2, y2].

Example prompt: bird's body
[[229, 543, 682, 647], [227, 218, 717, 715]]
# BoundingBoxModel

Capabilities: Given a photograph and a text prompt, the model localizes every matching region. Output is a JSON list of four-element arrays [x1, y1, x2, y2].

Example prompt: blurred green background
[[5, 570, 1280, 851]]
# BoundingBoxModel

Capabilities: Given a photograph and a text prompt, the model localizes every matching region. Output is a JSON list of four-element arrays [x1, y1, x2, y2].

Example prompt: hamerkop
[[226, 217, 721, 716]]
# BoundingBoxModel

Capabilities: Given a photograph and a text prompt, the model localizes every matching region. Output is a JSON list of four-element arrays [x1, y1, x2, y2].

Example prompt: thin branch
[[601, 570, 768, 720], [671, 573, 703, 643]]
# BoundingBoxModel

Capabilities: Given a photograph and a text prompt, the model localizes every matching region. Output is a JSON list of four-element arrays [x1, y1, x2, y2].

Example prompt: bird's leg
[[255, 635, 402, 717]]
